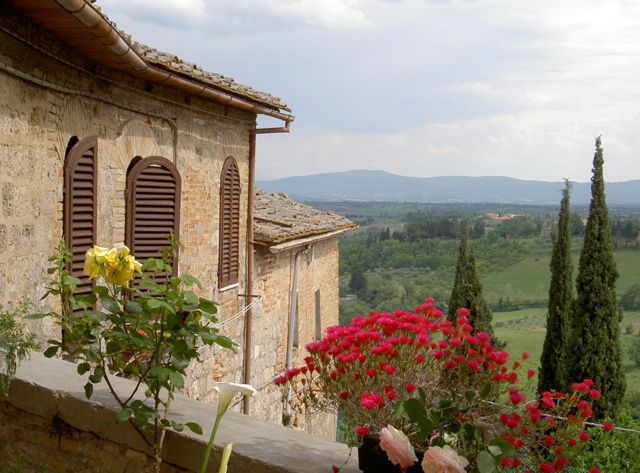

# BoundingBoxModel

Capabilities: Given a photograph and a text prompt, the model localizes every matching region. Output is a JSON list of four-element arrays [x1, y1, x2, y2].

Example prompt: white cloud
[[270, 0, 372, 29], [100, 0, 372, 32], [100, 0, 205, 27]]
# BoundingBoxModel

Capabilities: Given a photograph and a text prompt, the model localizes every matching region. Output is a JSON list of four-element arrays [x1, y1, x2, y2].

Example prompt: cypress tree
[[448, 220, 497, 342], [349, 268, 368, 297], [538, 180, 573, 394], [567, 136, 625, 419]]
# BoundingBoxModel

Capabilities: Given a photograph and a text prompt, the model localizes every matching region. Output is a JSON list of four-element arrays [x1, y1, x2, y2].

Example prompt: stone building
[[250, 190, 356, 438], [0, 0, 297, 414]]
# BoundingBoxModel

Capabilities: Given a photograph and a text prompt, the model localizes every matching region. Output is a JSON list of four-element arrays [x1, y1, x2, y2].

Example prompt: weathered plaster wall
[[251, 238, 340, 439], [0, 8, 250, 401]]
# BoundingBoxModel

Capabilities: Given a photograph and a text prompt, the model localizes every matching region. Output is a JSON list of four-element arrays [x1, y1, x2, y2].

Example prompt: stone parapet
[[0, 352, 359, 473]]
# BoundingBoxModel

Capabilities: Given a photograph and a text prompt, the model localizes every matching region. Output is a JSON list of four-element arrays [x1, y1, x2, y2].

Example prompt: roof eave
[[255, 226, 357, 254], [7, 0, 294, 124]]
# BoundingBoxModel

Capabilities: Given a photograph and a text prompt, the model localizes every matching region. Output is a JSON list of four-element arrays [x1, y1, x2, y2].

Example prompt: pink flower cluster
[[276, 299, 609, 473]]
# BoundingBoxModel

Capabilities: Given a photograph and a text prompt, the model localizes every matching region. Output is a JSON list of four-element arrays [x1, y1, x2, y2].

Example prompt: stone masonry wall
[[0, 8, 251, 405], [1, 353, 360, 473], [1, 402, 187, 473], [251, 238, 340, 439]]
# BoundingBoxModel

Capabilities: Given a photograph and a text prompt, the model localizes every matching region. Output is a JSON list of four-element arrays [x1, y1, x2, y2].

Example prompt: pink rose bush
[[275, 298, 610, 473]]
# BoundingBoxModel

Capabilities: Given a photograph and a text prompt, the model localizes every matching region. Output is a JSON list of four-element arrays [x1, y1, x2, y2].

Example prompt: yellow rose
[[84, 245, 111, 280], [111, 249, 142, 287], [113, 267, 133, 287], [83, 245, 141, 287], [102, 248, 119, 278], [132, 257, 142, 274]]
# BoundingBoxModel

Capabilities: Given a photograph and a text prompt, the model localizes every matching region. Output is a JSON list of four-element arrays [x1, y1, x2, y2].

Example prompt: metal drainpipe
[[242, 125, 256, 415], [283, 249, 302, 425]]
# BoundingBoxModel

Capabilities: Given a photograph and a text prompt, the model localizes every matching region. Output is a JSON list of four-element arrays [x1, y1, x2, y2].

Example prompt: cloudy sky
[[100, 0, 640, 182]]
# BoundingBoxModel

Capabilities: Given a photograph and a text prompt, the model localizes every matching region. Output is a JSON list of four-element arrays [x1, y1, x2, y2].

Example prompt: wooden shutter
[[125, 156, 181, 279], [63, 136, 98, 300], [218, 157, 241, 288]]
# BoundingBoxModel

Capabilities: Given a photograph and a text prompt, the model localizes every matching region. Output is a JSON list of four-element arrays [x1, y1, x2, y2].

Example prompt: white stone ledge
[[6, 352, 360, 473]]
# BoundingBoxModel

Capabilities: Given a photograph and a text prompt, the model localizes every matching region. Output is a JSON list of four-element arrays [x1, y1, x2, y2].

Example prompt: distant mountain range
[[256, 170, 640, 206]]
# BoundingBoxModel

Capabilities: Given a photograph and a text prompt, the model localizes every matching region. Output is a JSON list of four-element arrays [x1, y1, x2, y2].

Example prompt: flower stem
[[200, 413, 223, 473]]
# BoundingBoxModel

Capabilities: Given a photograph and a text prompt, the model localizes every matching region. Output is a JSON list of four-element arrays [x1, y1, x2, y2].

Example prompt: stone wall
[[0, 6, 251, 402], [251, 238, 340, 439], [0, 353, 359, 473]]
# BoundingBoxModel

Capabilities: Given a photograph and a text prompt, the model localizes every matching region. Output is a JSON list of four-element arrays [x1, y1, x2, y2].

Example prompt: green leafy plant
[[32, 239, 235, 472], [572, 409, 640, 472], [0, 299, 37, 398]]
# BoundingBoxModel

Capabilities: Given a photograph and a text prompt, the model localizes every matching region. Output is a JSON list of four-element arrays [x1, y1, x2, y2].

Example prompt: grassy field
[[482, 247, 640, 306], [484, 258, 551, 305], [494, 308, 640, 397], [615, 248, 640, 293]]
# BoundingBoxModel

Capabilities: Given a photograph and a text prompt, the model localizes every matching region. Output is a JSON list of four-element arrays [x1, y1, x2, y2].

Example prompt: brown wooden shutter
[[218, 157, 241, 288], [63, 135, 98, 300], [125, 156, 181, 279]]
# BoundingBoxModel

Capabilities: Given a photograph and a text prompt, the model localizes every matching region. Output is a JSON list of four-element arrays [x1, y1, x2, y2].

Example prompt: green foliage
[[567, 136, 626, 419], [494, 215, 542, 239], [621, 284, 640, 311], [40, 239, 235, 469], [539, 180, 574, 393], [337, 199, 640, 342], [448, 220, 497, 341], [572, 409, 640, 472], [628, 337, 640, 368], [404, 213, 458, 240], [348, 268, 368, 297], [0, 299, 38, 398], [611, 217, 640, 241], [569, 213, 586, 236]]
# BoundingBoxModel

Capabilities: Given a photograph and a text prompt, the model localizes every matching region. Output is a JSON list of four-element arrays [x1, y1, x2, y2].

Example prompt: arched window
[[125, 156, 181, 278], [63, 135, 98, 300], [218, 157, 241, 288]]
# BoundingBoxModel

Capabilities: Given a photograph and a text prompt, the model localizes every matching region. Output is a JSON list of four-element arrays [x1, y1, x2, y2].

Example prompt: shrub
[[573, 409, 640, 472], [0, 299, 37, 397]]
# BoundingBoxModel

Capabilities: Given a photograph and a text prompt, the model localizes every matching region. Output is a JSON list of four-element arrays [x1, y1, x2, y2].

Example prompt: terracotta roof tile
[[133, 42, 289, 111], [93, 2, 289, 111], [254, 190, 356, 246]]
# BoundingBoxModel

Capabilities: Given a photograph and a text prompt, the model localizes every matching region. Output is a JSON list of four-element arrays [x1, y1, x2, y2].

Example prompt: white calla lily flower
[[200, 382, 257, 473], [212, 382, 257, 416]]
